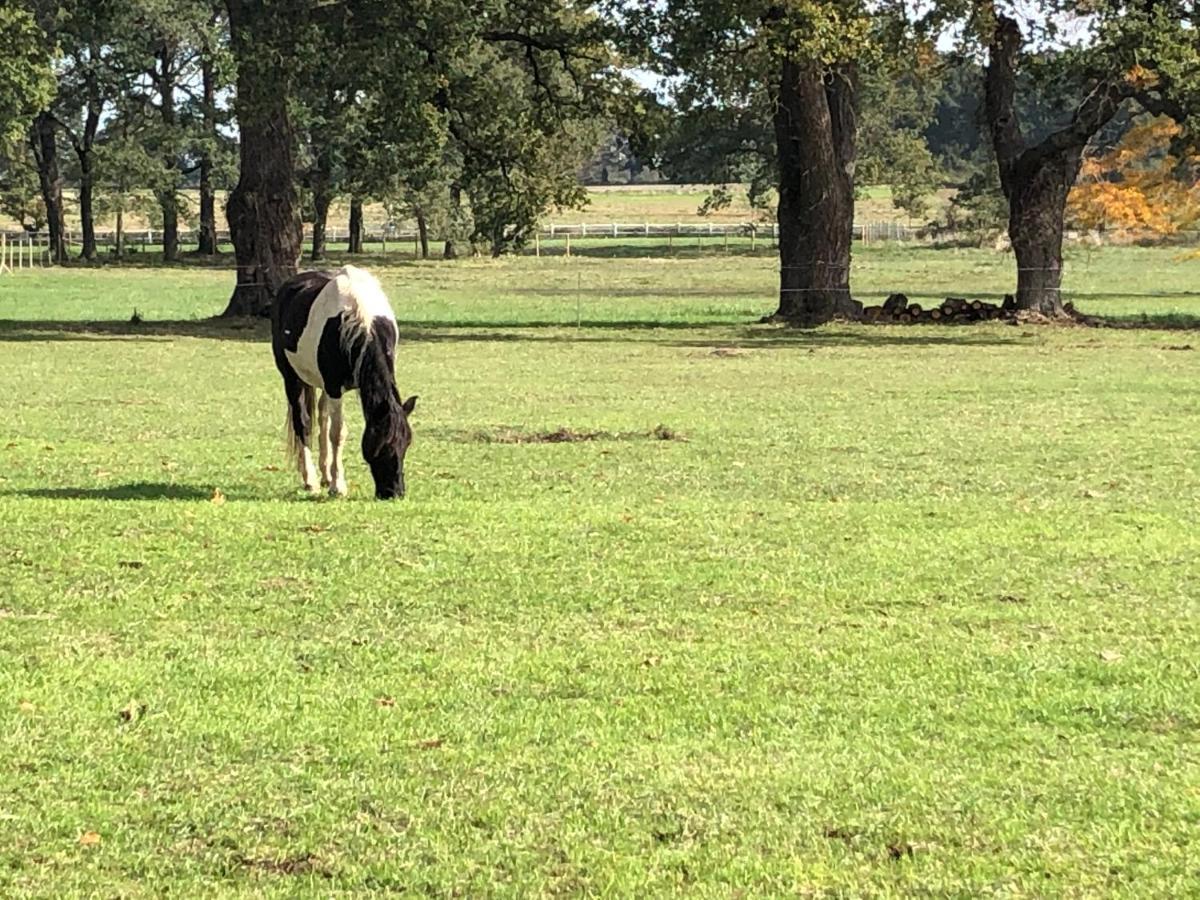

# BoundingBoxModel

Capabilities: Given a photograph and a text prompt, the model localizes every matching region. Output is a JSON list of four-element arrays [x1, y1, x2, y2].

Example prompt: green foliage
[[937, 160, 1008, 241], [0, 139, 46, 230], [621, 3, 948, 220], [0, 5, 54, 146]]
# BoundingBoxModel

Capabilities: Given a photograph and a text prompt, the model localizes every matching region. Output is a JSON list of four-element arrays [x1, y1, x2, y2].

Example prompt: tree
[[620, 2, 942, 324], [48, 0, 125, 260], [220, 0, 306, 316], [982, 2, 1197, 315], [1067, 116, 1200, 236], [0, 140, 47, 231], [0, 6, 54, 147]]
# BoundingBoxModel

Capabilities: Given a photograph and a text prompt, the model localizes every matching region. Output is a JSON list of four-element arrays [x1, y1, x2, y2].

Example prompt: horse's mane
[[357, 337, 409, 454], [336, 265, 392, 355]]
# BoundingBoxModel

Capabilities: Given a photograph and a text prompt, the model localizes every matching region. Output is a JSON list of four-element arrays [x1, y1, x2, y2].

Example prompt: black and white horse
[[271, 265, 417, 499]]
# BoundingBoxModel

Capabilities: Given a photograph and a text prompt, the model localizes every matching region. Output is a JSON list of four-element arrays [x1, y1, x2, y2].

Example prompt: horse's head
[[363, 393, 417, 499]]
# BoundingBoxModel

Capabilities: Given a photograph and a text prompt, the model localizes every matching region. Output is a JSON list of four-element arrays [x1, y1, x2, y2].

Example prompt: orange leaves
[[1125, 63, 1160, 90], [1068, 117, 1200, 237]]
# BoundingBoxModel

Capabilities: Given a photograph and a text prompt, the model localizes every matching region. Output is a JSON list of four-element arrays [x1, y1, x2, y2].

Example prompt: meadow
[[2, 245, 1200, 895]]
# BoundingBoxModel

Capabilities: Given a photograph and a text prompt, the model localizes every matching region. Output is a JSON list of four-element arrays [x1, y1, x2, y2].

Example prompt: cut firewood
[[882, 292, 909, 315], [863, 305, 883, 322], [908, 303, 923, 316]]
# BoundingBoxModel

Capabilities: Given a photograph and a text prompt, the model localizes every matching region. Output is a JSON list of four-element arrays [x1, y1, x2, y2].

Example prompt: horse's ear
[[402, 395, 418, 415]]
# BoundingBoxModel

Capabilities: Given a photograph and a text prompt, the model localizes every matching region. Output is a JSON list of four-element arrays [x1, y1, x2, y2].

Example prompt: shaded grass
[[1, 251, 1200, 895]]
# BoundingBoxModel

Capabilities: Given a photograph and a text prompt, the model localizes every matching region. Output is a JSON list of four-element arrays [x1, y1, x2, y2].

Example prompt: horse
[[271, 265, 417, 499]]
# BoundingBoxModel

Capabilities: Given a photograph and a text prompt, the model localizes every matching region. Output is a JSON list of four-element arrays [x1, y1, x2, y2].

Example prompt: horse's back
[[273, 266, 396, 395]]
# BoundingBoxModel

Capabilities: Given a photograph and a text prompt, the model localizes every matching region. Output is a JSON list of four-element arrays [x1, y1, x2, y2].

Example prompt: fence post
[[565, 231, 571, 258], [0, 233, 7, 274], [535, 231, 541, 257]]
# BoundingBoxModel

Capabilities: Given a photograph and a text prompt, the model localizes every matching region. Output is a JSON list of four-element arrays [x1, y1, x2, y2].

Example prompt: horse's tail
[[284, 384, 319, 458]]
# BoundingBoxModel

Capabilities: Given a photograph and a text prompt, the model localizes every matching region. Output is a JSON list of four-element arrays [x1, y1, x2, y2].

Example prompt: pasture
[[2, 246, 1200, 895]]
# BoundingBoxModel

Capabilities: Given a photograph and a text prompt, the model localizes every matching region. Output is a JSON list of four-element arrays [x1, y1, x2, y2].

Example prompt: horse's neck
[[356, 345, 396, 410]]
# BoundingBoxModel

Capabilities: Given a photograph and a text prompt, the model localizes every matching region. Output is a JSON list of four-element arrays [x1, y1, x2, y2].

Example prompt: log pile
[[861, 293, 1017, 325]]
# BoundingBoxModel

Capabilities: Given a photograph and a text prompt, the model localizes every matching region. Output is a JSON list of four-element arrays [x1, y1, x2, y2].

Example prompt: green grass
[[2, 247, 1200, 895]]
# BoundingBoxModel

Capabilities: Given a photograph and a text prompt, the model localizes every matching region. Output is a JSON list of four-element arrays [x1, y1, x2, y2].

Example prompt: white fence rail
[[0, 221, 922, 252]]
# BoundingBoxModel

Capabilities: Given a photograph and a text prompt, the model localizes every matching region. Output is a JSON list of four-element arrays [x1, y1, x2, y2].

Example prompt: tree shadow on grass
[[8, 482, 213, 501], [0, 318, 269, 343], [3, 311, 1195, 350]]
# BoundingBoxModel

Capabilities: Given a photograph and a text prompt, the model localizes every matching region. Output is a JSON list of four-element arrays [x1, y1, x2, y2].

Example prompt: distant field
[[0, 184, 951, 235]]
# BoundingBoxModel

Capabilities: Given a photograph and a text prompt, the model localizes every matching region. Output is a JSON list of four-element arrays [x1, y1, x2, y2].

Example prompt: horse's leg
[[327, 396, 349, 496], [283, 370, 319, 494], [318, 392, 333, 488]]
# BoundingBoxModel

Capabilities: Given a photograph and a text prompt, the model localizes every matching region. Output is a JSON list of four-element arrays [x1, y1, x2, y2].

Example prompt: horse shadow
[[10, 482, 213, 501]]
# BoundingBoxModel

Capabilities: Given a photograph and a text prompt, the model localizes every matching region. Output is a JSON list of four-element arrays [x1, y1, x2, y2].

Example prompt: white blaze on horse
[[271, 265, 417, 499]]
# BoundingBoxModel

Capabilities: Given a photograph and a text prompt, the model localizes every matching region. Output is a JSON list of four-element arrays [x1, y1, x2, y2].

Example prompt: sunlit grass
[[1, 249, 1199, 894]]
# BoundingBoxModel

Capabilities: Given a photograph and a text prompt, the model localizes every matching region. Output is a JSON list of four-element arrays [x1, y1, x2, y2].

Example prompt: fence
[[0, 221, 920, 260], [0, 233, 51, 272], [4, 220, 1197, 269]]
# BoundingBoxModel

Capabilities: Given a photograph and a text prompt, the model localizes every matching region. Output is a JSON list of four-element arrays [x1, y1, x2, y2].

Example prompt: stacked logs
[[862, 293, 1018, 325]]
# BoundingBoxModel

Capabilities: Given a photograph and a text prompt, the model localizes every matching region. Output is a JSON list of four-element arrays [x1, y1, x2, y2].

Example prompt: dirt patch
[[461, 425, 687, 444], [240, 853, 330, 877]]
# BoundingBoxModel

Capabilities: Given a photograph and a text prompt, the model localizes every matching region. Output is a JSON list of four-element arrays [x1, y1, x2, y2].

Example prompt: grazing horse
[[271, 265, 417, 499]]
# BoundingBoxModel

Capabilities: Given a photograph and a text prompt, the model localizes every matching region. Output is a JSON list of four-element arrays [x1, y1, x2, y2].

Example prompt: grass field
[[2, 246, 1200, 895]]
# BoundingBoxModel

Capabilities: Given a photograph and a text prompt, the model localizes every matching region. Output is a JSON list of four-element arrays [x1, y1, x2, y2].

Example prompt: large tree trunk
[[985, 14, 1126, 317], [197, 45, 218, 256], [347, 197, 364, 253], [1007, 158, 1077, 315], [31, 113, 66, 264], [772, 59, 862, 324], [416, 209, 429, 259], [221, 0, 301, 317]]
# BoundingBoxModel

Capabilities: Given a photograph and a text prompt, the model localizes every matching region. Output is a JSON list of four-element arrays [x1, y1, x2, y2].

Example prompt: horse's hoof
[[329, 482, 348, 498]]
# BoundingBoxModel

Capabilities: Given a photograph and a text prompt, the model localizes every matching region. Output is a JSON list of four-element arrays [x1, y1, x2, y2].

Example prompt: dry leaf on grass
[[210, 488, 226, 505], [79, 831, 102, 847]]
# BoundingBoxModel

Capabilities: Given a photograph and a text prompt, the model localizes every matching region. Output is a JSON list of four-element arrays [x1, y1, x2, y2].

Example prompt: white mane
[[335, 265, 394, 349]]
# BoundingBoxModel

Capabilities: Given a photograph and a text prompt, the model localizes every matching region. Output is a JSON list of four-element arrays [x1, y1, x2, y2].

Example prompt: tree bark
[[347, 196, 364, 253], [77, 142, 97, 261], [31, 113, 66, 264], [443, 182, 462, 259], [311, 182, 332, 262], [156, 47, 180, 263], [416, 209, 429, 258], [985, 15, 1128, 316], [772, 59, 862, 324], [221, 0, 301, 317], [197, 43, 218, 256]]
